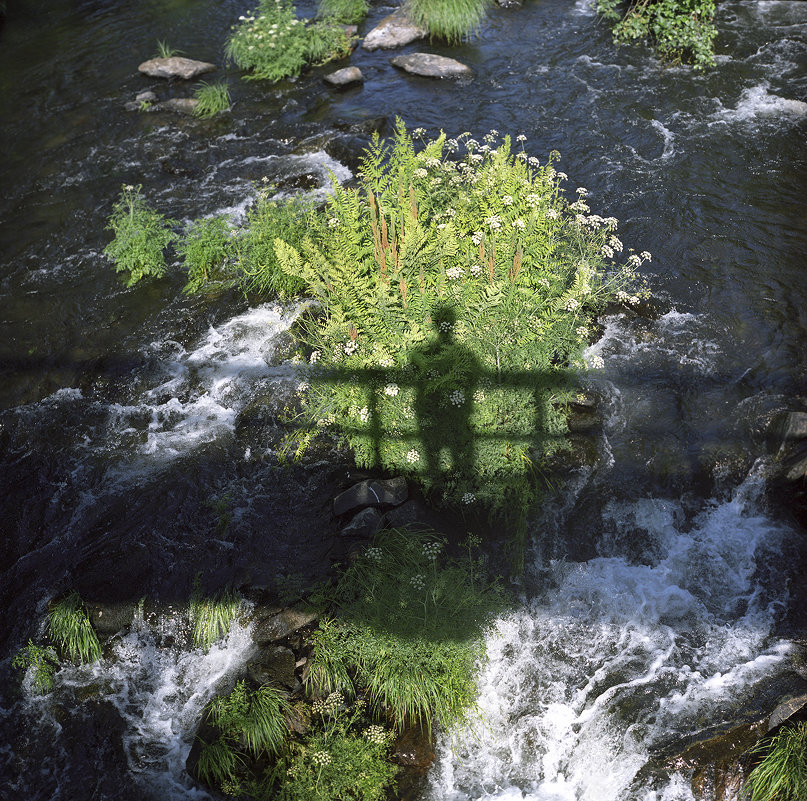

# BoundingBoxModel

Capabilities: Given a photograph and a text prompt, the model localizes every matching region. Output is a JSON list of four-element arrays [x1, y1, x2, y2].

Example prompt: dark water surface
[[1, 1, 806, 799]]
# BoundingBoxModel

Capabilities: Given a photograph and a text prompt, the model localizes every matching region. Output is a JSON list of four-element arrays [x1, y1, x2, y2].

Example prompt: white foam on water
[[426, 475, 795, 801], [103, 302, 309, 461], [713, 84, 807, 123]]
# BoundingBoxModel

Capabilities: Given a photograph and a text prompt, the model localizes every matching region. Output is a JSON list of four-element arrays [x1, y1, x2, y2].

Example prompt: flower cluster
[[421, 541, 443, 560], [384, 383, 399, 397], [311, 750, 332, 767], [449, 390, 466, 407], [409, 574, 426, 590], [461, 492, 475, 505], [406, 449, 420, 464], [364, 725, 388, 745], [365, 546, 383, 563]]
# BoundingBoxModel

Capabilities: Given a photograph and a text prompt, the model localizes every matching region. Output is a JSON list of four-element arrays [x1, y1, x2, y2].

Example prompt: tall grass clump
[[316, 0, 368, 25], [275, 122, 648, 528], [193, 80, 231, 119], [155, 40, 182, 58], [12, 639, 60, 694], [104, 184, 176, 287], [405, 0, 493, 43], [47, 591, 102, 664], [226, 0, 353, 82], [307, 529, 505, 734], [596, 0, 716, 69], [189, 579, 242, 649], [178, 214, 234, 293], [743, 722, 807, 801], [197, 680, 289, 794]]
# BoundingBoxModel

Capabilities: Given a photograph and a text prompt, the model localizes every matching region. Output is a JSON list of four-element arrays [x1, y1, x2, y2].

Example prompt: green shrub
[[235, 189, 312, 298], [178, 214, 234, 293], [276, 122, 647, 526], [104, 184, 176, 287], [47, 591, 102, 664], [308, 529, 505, 733], [744, 722, 807, 801], [316, 0, 368, 25], [189, 578, 242, 649], [278, 696, 397, 801], [596, 0, 716, 70], [193, 80, 231, 119], [226, 0, 353, 82], [12, 639, 59, 694], [405, 0, 493, 43]]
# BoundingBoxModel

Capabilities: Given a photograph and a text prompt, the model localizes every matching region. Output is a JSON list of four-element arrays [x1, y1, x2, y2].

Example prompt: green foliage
[[197, 680, 289, 792], [278, 697, 397, 801], [405, 0, 493, 43], [744, 722, 807, 801], [104, 184, 176, 287], [278, 122, 647, 523], [12, 639, 59, 694], [308, 529, 505, 733], [193, 80, 231, 119], [596, 0, 716, 70], [235, 189, 312, 298], [178, 215, 234, 294], [225, 0, 353, 82], [316, 0, 368, 25], [47, 591, 102, 664], [155, 40, 182, 58], [189, 578, 242, 649]]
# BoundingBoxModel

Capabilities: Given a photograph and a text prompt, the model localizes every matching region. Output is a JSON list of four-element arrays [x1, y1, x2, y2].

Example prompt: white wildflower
[[461, 492, 475, 505], [384, 383, 399, 397], [406, 449, 420, 464], [564, 297, 579, 312], [511, 219, 526, 231], [449, 389, 465, 406], [446, 265, 464, 280]]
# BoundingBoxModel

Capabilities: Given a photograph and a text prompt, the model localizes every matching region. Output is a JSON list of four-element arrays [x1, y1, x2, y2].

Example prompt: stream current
[[1, 1, 806, 799]]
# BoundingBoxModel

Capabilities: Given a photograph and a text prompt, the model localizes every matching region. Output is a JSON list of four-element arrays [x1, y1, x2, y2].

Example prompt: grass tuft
[[189, 578, 242, 649], [155, 40, 182, 59], [47, 591, 102, 664], [744, 722, 807, 801], [405, 0, 493, 43], [193, 81, 231, 119]]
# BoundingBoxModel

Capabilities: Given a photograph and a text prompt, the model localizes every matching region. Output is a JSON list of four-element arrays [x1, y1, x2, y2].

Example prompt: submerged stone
[[390, 53, 472, 79], [151, 98, 199, 116], [362, 9, 427, 51], [138, 56, 216, 81]]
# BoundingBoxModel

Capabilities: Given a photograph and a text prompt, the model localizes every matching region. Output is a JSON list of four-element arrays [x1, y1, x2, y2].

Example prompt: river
[[1, 0, 806, 799]]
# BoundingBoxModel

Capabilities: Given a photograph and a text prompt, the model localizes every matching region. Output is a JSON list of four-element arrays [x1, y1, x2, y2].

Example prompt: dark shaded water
[[1, 1, 806, 799]]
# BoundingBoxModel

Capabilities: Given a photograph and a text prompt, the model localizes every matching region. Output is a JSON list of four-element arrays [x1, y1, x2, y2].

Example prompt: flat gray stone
[[135, 90, 157, 103], [333, 476, 408, 516], [138, 56, 216, 81], [152, 98, 199, 116], [324, 66, 364, 87], [390, 53, 472, 79], [362, 8, 427, 51], [253, 606, 317, 645]]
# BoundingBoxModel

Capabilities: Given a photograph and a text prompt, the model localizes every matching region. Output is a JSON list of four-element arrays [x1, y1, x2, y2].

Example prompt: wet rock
[[138, 56, 216, 81], [341, 506, 383, 537], [382, 498, 432, 530], [362, 8, 427, 51], [768, 691, 807, 729], [135, 90, 157, 103], [333, 476, 408, 516], [253, 606, 318, 645], [771, 411, 807, 443], [151, 98, 199, 116], [87, 601, 137, 638], [324, 66, 363, 88], [393, 724, 436, 773], [390, 53, 472, 79], [497, 0, 523, 6], [247, 645, 297, 689]]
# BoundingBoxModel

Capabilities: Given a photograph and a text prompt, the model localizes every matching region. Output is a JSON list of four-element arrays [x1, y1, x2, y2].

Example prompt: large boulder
[[390, 53, 472, 79], [247, 645, 298, 690], [341, 506, 383, 538], [362, 8, 427, 51], [333, 476, 408, 516], [138, 56, 216, 81]]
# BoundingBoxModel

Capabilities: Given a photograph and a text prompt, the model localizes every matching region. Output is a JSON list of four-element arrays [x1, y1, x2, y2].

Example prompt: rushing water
[[1, 0, 806, 798]]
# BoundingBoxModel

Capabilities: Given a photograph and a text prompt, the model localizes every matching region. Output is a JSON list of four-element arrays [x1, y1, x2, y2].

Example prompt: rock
[[383, 498, 432, 530], [767, 692, 807, 730], [247, 645, 297, 689], [393, 724, 436, 773], [324, 66, 364, 88], [341, 506, 383, 537], [771, 411, 807, 443], [333, 476, 408, 516], [87, 601, 137, 638], [390, 53, 472, 79], [135, 90, 157, 103], [124, 101, 141, 112], [362, 8, 427, 51], [138, 56, 216, 81], [497, 0, 523, 6], [253, 606, 318, 645], [151, 98, 199, 116]]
